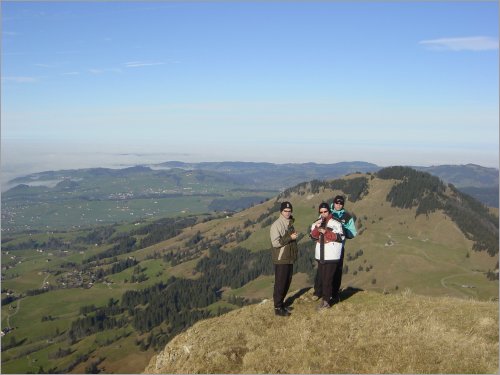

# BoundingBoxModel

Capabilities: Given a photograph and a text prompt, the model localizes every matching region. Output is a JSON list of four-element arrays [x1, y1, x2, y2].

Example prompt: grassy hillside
[[1, 169, 498, 374], [145, 288, 498, 374], [225, 173, 498, 300]]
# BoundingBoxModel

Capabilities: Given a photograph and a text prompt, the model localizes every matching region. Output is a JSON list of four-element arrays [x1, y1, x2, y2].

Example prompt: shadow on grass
[[339, 286, 363, 302], [283, 286, 363, 308], [284, 287, 312, 307]]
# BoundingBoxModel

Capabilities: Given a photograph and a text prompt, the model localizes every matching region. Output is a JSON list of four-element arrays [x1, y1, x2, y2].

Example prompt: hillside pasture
[[2, 169, 497, 374]]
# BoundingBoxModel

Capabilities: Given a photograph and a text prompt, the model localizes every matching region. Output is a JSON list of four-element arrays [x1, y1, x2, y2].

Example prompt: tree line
[[132, 216, 198, 248], [377, 166, 498, 256], [278, 176, 369, 203], [61, 242, 317, 352]]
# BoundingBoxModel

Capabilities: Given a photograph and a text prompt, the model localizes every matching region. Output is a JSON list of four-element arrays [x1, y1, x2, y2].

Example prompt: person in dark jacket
[[270, 201, 298, 317], [313, 195, 357, 303], [330, 195, 357, 302]]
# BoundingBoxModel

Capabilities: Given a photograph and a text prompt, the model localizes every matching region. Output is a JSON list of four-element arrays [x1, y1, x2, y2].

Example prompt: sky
[[1, 1, 499, 184]]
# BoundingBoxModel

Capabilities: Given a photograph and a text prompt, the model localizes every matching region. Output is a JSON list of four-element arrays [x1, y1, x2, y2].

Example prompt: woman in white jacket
[[310, 202, 345, 309]]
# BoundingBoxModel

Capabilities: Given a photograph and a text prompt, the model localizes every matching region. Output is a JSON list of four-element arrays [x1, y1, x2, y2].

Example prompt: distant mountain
[[3, 162, 498, 232], [413, 164, 499, 188], [413, 164, 499, 208], [155, 160, 379, 190], [156, 161, 499, 207], [9, 162, 498, 192]]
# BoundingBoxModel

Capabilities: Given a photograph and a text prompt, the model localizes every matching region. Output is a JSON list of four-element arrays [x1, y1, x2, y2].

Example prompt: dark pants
[[332, 254, 344, 298], [314, 247, 344, 299], [273, 264, 293, 308], [318, 261, 338, 302]]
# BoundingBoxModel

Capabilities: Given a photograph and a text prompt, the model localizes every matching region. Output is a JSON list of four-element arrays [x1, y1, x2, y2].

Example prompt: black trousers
[[314, 248, 344, 299], [273, 264, 293, 308], [332, 254, 344, 298], [318, 261, 338, 302]]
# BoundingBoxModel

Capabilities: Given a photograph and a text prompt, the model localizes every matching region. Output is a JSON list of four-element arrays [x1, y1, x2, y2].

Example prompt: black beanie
[[318, 202, 330, 212], [280, 201, 293, 212], [333, 195, 345, 205]]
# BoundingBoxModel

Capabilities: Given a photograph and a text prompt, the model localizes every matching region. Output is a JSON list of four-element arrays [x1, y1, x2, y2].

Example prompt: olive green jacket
[[270, 214, 298, 264]]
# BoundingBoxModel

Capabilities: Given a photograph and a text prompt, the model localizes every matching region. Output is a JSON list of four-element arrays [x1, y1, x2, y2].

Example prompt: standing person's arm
[[271, 222, 296, 247], [344, 217, 357, 239], [270, 223, 283, 247], [323, 228, 337, 242], [310, 220, 322, 240]]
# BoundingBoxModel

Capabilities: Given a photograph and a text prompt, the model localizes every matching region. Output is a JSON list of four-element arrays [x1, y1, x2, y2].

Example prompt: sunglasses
[[319, 210, 329, 213], [334, 201, 344, 204]]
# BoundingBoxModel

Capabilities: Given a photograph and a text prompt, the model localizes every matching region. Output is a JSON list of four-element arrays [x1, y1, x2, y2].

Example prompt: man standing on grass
[[270, 201, 298, 317]]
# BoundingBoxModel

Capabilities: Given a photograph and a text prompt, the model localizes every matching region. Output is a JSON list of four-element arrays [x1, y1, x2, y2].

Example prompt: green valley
[[1, 166, 498, 373]]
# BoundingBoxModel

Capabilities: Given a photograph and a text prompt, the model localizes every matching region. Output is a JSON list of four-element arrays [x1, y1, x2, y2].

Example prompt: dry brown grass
[[144, 289, 498, 374]]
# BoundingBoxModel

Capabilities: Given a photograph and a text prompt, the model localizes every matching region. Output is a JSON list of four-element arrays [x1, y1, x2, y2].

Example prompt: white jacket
[[310, 217, 345, 261]]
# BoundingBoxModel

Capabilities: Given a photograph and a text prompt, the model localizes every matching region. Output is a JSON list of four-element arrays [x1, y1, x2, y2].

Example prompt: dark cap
[[318, 202, 330, 212], [333, 195, 345, 205], [280, 201, 293, 212]]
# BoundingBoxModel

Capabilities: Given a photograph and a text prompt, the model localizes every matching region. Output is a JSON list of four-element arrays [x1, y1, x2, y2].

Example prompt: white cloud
[[1, 76, 37, 83], [88, 68, 122, 74], [419, 36, 499, 51], [35, 63, 62, 68], [124, 61, 165, 68]]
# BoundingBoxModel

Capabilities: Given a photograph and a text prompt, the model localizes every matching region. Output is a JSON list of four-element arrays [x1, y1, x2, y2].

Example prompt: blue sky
[[1, 1, 499, 181]]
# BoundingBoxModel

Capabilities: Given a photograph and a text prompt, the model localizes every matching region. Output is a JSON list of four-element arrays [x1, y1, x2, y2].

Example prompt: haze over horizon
[[1, 150, 497, 191], [2, 2, 499, 184]]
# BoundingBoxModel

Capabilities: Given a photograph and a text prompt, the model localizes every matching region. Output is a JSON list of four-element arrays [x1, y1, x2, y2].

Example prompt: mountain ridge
[[3, 162, 498, 232]]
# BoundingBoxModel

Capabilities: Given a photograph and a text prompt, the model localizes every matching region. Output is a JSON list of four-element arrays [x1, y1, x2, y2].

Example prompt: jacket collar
[[332, 208, 344, 219]]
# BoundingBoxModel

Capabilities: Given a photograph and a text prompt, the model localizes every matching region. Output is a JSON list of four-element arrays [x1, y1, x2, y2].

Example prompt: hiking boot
[[330, 295, 340, 305], [274, 307, 291, 317], [283, 305, 294, 312]]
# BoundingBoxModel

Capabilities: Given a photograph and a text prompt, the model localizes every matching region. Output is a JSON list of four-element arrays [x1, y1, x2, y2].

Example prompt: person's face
[[334, 202, 344, 210], [281, 208, 292, 219], [319, 207, 330, 218]]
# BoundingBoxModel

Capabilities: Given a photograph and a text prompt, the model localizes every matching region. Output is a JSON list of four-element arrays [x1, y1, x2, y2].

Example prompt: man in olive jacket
[[270, 201, 298, 317]]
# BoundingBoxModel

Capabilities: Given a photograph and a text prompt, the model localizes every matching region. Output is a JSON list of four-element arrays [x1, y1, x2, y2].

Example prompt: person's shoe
[[312, 294, 321, 301], [283, 305, 294, 312], [317, 300, 330, 311], [274, 307, 291, 317], [330, 295, 341, 305]]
